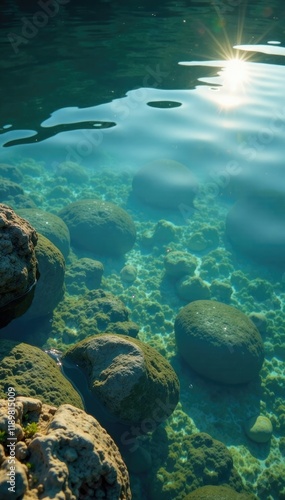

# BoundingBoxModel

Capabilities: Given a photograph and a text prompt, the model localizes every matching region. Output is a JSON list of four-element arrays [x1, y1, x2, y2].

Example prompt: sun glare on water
[[213, 57, 249, 109]]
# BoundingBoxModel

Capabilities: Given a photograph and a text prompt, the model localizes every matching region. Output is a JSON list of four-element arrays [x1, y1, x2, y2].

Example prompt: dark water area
[[1, 1, 285, 499]]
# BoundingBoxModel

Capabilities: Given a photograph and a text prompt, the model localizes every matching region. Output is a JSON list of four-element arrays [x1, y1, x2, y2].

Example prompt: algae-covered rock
[[174, 300, 264, 384], [164, 250, 198, 279], [63, 333, 180, 426], [0, 179, 24, 199], [51, 288, 138, 345], [176, 275, 210, 302], [21, 233, 65, 320], [132, 159, 198, 209], [210, 280, 233, 303], [65, 257, 104, 293], [149, 432, 248, 500], [59, 199, 136, 257], [54, 161, 89, 184], [244, 415, 273, 443], [0, 340, 83, 408], [184, 485, 256, 499], [187, 225, 219, 252], [0, 204, 38, 328], [0, 397, 131, 499], [17, 208, 70, 259], [0, 163, 23, 183], [120, 264, 137, 283]]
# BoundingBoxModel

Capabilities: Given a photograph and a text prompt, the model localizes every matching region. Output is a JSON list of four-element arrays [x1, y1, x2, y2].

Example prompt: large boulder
[[0, 340, 83, 408], [20, 233, 65, 320], [59, 199, 136, 257], [132, 159, 198, 209], [17, 208, 70, 259], [63, 333, 180, 426], [226, 190, 285, 266], [174, 300, 264, 384], [0, 204, 38, 328], [0, 397, 131, 500]]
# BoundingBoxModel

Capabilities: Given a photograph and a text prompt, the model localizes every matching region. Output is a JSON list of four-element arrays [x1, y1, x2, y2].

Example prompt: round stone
[[63, 333, 180, 426], [132, 159, 198, 209], [174, 300, 264, 385], [59, 199, 136, 257], [17, 208, 70, 259], [244, 415, 273, 443]]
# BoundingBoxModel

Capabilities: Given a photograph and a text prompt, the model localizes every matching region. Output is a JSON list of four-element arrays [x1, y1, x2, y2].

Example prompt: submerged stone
[[17, 208, 70, 259], [59, 199, 136, 257], [20, 233, 65, 320], [244, 415, 273, 443], [0, 204, 38, 328], [0, 340, 83, 408], [174, 300, 264, 384], [63, 333, 180, 426], [132, 159, 198, 209]]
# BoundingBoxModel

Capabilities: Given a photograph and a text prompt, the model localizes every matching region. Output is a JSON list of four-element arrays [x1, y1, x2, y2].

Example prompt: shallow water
[[1, 1, 285, 499]]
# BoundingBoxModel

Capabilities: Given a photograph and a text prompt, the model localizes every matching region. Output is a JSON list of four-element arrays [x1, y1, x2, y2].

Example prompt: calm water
[[1, 1, 285, 499]]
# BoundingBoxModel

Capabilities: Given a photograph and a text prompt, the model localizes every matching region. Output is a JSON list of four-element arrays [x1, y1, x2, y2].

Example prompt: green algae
[[0, 340, 83, 409]]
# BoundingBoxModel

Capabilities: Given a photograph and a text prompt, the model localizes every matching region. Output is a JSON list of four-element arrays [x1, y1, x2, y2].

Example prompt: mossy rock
[[21, 233, 65, 320], [174, 300, 264, 384], [59, 199, 136, 257], [0, 340, 83, 408], [164, 251, 198, 279], [17, 208, 70, 259], [244, 415, 273, 443], [149, 432, 248, 500], [63, 333, 179, 426]]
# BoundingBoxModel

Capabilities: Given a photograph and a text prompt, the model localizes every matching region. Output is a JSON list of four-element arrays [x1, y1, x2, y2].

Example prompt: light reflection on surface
[[179, 57, 250, 109]]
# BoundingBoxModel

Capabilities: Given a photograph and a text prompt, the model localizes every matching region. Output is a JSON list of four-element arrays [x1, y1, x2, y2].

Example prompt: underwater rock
[[164, 250, 198, 279], [149, 432, 249, 499], [63, 333, 180, 426], [20, 233, 65, 321], [59, 199, 136, 257], [0, 163, 23, 183], [54, 160, 89, 184], [132, 159, 198, 209], [176, 275, 211, 302], [187, 225, 219, 252], [0, 178, 24, 200], [17, 208, 70, 259], [65, 257, 104, 293], [120, 264, 137, 283], [226, 190, 285, 266], [152, 219, 178, 244], [244, 415, 273, 443], [0, 341, 83, 408], [50, 288, 139, 343], [210, 280, 233, 303], [174, 300, 264, 384], [141, 220, 178, 248], [184, 485, 256, 499], [0, 204, 38, 328], [0, 397, 131, 499]]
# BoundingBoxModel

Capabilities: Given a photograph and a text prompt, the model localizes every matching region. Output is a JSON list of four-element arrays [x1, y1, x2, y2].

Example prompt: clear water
[[1, 1, 285, 499]]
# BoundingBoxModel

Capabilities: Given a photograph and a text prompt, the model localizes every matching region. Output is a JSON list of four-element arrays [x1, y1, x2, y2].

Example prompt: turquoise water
[[1, 1, 285, 499]]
